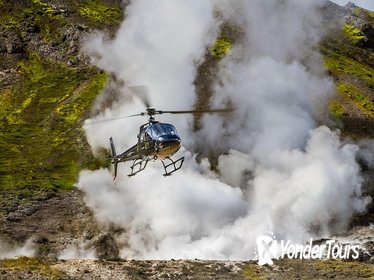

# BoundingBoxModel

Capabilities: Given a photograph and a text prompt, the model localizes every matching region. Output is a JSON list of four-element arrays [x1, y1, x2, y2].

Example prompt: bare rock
[[0, 37, 6, 53], [3, 30, 25, 54], [91, 233, 119, 260]]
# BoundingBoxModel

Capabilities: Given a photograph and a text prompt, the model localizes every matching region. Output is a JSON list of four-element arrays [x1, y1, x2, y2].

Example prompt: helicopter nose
[[160, 139, 181, 149], [157, 138, 181, 157]]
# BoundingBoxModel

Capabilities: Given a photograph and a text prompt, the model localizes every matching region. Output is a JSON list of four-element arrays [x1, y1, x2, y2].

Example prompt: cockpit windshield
[[147, 123, 179, 139]]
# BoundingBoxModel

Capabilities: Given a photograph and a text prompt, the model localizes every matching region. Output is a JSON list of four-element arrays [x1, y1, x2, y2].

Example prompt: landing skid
[[127, 157, 184, 177], [161, 156, 185, 176], [128, 159, 148, 177]]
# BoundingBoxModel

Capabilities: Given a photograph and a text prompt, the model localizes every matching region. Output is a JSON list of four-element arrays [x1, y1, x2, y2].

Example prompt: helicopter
[[108, 106, 233, 179], [87, 86, 233, 179]]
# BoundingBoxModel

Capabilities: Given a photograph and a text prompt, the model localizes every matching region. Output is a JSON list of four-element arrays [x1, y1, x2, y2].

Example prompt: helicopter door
[[140, 130, 152, 151]]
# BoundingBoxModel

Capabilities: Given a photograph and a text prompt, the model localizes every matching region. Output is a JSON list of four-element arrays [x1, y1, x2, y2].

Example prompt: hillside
[[0, 0, 121, 217], [0, 0, 373, 279], [321, 2, 374, 136]]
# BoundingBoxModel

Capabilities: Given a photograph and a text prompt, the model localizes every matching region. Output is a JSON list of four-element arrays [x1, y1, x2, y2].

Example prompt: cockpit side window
[[140, 130, 152, 150], [145, 132, 151, 140]]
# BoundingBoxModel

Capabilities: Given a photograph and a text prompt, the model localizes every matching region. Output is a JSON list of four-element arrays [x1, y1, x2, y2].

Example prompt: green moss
[[322, 45, 374, 120], [0, 0, 123, 32], [0, 257, 63, 279], [0, 1, 66, 42], [329, 99, 347, 118], [0, 52, 107, 200], [343, 24, 366, 44], [0, 89, 12, 119], [337, 82, 374, 117], [31, 0, 54, 16], [78, 0, 122, 23], [15, 52, 81, 119], [243, 264, 265, 280], [56, 73, 107, 123], [324, 51, 374, 88], [314, 259, 374, 279], [82, 151, 109, 170], [0, 15, 20, 29], [210, 37, 232, 59]]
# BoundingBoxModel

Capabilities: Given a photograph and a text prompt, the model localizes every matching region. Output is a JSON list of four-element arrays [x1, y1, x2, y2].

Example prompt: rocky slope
[[0, 0, 122, 216], [0, 0, 373, 279], [1, 258, 374, 279]]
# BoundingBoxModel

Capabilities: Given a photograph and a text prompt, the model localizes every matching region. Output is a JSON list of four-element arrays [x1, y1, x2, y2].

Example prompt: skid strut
[[161, 156, 184, 176], [128, 159, 149, 177]]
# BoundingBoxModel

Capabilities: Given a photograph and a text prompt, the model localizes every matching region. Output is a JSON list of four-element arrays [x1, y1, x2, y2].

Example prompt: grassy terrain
[[210, 36, 232, 59], [0, 0, 122, 216], [78, 0, 122, 24], [1, 52, 106, 185], [0, 257, 64, 279], [242, 263, 264, 280], [313, 259, 374, 279], [324, 49, 374, 87], [343, 23, 366, 45], [321, 12, 374, 139], [0, 0, 122, 32], [242, 259, 374, 279], [1, 258, 372, 279], [337, 82, 374, 117], [0, 52, 107, 212], [321, 10, 374, 225]]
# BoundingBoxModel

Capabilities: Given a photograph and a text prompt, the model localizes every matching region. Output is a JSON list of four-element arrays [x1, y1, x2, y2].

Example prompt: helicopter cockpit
[[146, 123, 181, 141]]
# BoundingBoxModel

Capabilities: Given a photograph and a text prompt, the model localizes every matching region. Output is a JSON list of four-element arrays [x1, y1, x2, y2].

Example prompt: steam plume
[[58, 241, 96, 260], [0, 239, 35, 259], [78, 0, 370, 259]]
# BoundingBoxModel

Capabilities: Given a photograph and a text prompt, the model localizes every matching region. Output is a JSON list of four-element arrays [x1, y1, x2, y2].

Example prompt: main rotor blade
[[84, 107, 234, 125], [84, 113, 145, 125], [158, 108, 235, 115], [127, 86, 151, 108]]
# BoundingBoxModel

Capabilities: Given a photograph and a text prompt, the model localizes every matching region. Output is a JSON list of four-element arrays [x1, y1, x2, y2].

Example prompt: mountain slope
[[321, 3, 373, 137], [0, 0, 122, 218]]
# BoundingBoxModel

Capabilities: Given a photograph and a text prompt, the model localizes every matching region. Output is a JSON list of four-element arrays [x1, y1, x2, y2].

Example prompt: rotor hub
[[146, 107, 156, 116]]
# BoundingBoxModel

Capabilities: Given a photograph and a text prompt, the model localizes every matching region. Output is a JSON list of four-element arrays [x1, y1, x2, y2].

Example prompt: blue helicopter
[[109, 106, 232, 178]]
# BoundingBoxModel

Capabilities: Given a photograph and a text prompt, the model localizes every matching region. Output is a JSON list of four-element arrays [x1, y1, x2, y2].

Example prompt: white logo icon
[[256, 234, 278, 265]]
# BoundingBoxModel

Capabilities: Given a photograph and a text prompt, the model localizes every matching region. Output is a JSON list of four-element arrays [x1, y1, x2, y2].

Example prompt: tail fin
[[109, 137, 118, 180], [110, 137, 117, 157]]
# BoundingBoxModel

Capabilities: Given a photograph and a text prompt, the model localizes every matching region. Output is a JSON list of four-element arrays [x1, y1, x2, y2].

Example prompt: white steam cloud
[[82, 0, 218, 150], [58, 241, 96, 260], [78, 0, 371, 259], [0, 239, 35, 259], [358, 140, 374, 168]]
